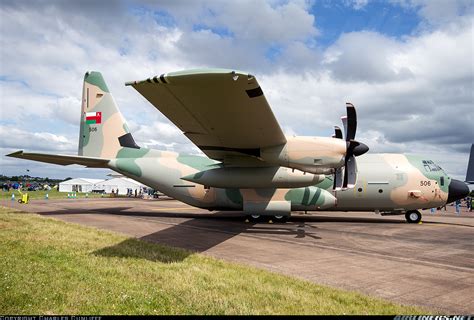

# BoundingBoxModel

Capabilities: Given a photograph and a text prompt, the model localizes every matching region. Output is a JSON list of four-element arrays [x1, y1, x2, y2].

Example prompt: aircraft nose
[[447, 179, 470, 204]]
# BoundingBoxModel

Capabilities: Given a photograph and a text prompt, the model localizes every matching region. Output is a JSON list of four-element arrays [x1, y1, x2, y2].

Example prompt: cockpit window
[[440, 176, 444, 186], [422, 160, 444, 173]]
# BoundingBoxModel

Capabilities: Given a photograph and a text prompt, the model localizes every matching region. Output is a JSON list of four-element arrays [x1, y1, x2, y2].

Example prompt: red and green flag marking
[[85, 112, 101, 124]]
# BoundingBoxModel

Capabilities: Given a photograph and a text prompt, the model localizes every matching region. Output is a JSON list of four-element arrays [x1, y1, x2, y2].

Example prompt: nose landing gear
[[405, 210, 422, 223]]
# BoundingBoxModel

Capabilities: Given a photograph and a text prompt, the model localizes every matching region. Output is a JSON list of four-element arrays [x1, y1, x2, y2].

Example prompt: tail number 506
[[420, 180, 431, 187]]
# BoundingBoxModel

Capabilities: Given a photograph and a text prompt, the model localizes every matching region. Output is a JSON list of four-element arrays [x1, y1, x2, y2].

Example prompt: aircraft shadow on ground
[[92, 218, 324, 263], [92, 216, 254, 263], [93, 238, 192, 264]]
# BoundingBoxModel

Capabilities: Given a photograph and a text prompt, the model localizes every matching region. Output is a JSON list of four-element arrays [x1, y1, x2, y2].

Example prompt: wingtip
[[6, 150, 24, 157]]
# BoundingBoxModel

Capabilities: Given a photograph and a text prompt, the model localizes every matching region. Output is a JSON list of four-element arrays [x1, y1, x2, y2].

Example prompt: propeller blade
[[341, 116, 348, 140], [345, 102, 357, 141], [333, 126, 343, 139], [333, 167, 343, 190], [345, 155, 357, 188]]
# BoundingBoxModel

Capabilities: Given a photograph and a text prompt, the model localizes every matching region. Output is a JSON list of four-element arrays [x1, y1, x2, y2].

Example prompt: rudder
[[78, 71, 139, 158]]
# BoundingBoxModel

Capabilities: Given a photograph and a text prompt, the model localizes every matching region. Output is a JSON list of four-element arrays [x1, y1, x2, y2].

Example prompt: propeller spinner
[[332, 103, 369, 190]]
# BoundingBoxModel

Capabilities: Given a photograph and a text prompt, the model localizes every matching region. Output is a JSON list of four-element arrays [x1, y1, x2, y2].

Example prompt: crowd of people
[[108, 187, 160, 198], [454, 196, 473, 214]]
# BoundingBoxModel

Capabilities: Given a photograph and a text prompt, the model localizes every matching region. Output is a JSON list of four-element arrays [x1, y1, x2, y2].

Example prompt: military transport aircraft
[[7, 70, 469, 223]]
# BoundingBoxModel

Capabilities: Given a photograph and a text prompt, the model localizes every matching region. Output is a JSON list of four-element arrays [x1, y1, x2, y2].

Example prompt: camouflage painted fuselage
[[107, 147, 449, 214]]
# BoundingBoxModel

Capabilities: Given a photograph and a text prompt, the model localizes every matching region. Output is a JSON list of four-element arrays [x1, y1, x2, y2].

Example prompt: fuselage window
[[440, 176, 444, 186]]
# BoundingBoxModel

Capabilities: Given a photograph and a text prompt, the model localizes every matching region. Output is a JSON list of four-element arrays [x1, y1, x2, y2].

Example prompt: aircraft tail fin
[[466, 144, 474, 183], [79, 71, 139, 159]]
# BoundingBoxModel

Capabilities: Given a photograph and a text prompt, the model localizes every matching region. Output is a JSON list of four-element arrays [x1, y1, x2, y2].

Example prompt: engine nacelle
[[182, 166, 325, 189], [286, 186, 337, 210], [260, 136, 346, 174]]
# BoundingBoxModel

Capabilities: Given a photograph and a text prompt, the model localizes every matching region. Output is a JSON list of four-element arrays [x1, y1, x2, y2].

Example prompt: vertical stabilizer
[[466, 144, 474, 183], [78, 71, 139, 158]]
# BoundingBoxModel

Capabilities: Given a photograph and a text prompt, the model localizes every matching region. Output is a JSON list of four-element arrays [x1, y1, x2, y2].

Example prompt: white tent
[[93, 177, 146, 195], [59, 178, 104, 193]]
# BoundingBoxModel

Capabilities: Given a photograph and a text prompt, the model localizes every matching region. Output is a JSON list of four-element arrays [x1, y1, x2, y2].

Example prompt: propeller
[[332, 126, 343, 139], [333, 103, 369, 190]]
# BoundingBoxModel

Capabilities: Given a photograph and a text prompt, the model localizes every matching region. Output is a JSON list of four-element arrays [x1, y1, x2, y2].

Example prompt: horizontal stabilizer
[[6, 150, 110, 168]]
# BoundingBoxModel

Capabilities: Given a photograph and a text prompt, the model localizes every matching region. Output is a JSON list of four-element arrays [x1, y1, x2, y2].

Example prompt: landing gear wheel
[[405, 210, 421, 223], [272, 215, 289, 223], [247, 214, 261, 223]]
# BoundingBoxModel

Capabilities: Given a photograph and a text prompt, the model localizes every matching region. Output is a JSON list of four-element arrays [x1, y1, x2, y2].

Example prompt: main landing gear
[[245, 214, 289, 223], [405, 210, 422, 223]]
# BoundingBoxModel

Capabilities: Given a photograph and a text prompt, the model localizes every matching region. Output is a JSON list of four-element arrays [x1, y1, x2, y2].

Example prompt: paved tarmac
[[4, 197, 474, 314]]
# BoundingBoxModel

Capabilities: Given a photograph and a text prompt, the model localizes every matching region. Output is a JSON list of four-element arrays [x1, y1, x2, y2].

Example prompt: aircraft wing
[[6, 150, 109, 168], [126, 69, 287, 161]]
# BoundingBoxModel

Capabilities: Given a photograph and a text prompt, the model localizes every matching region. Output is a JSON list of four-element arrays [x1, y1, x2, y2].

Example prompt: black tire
[[272, 215, 289, 223], [405, 210, 422, 223], [247, 214, 262, 223]]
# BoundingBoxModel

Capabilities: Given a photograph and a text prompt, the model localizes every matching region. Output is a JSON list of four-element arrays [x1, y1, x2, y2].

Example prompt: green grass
[[0, 188, 106, 200], [0, 206, 426, 315]]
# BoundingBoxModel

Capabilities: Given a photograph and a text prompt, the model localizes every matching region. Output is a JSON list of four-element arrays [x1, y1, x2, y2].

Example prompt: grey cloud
[[322, 31, 412, 82], [208, 1, 318, 43], [145, 0, 318, 43], [0, 126, 76, 153], [392, 0, 474, 27], [174, 30, 270, 71]]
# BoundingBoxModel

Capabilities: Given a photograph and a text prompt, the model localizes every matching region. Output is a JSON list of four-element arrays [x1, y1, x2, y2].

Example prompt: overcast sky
[[0, 0, 473, 180]]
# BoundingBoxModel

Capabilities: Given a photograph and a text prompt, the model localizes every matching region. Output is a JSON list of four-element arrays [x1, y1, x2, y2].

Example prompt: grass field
[[0, 188, 107, 201], [0, 206, 426, 315]]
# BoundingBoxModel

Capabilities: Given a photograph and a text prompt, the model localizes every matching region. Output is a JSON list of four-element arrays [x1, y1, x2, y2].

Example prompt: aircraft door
[[432, 176, 447, 205], [195, 185, 216, 204]]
